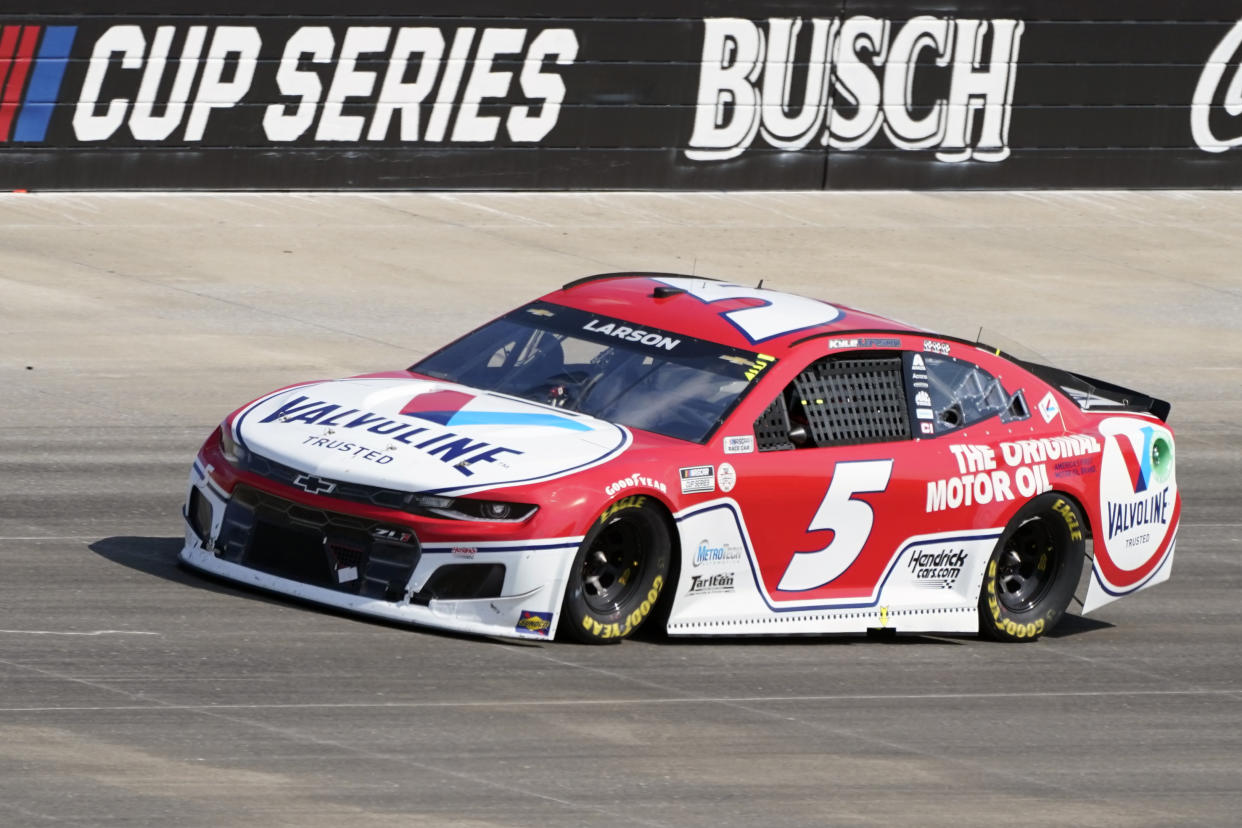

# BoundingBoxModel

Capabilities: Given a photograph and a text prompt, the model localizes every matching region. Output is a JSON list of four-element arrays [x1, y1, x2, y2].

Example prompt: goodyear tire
[[561, 496, 672, 644], [979, 493, 1086, 642]]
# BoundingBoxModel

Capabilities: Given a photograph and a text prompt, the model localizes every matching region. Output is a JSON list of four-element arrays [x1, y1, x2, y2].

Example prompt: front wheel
[[979, 493, 1087, 642], [560, 497, 671, 644]]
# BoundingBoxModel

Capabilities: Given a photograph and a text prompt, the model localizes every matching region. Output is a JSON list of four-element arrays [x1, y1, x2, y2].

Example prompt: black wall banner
[[4, 1, 1242, 189]]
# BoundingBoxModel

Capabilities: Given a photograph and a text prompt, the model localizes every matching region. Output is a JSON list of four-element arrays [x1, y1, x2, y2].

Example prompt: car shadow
[[89, 537, 1113, 646], [1044, 612, 1115, 638], [90, 535, 249, 598], [87, 536, 530, 646], [635, 626, 964, 647]]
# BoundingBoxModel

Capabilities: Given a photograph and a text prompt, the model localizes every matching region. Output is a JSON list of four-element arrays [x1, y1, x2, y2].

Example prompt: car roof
[[542, 272, 919, 357]]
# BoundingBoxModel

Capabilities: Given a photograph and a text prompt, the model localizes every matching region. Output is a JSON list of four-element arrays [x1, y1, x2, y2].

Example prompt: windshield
[[412, 302, 775, 442]]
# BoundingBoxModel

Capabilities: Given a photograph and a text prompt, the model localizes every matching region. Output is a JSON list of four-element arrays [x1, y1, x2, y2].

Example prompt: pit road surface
[[1, 192, 1239, 827]]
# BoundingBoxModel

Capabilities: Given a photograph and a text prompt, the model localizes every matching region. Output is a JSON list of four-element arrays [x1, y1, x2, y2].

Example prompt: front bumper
[[181, 461, 579, 641]]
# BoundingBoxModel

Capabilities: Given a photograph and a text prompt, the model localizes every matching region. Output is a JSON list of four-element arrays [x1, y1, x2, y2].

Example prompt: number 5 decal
[[777, 459, 894, 591], [652, 277, 841, 343]]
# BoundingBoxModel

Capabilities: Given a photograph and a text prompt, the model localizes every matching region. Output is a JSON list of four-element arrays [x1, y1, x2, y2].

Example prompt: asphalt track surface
[[1, 192, 1239, 827]]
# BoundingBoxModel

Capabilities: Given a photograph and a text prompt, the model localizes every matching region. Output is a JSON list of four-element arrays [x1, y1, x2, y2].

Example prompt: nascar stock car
[[181, 273, 1179, 643]]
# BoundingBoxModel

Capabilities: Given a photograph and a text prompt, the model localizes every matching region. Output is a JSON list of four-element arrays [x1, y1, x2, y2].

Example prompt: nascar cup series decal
[[1093, 417, 1179, 594], [234, 377, 629, 496]]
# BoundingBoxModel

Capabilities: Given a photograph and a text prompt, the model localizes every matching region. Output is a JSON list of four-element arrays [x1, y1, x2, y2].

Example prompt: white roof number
[[653, 277, 842, 343]]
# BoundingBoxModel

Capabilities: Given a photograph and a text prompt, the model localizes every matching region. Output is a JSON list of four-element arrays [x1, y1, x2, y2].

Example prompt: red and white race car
[[181, 274, 1179, 643]]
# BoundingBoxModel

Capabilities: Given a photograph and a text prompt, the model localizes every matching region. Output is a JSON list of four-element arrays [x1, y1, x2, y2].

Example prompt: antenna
[[692, 257, 698, 276], [757, 279, 764, 289]]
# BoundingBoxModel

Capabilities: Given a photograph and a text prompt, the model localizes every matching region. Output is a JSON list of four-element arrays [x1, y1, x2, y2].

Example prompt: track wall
[[3, 1, 1242, 189]]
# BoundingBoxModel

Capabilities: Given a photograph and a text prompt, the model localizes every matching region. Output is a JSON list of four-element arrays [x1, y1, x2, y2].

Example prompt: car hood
[[231, 376, 631, 496]]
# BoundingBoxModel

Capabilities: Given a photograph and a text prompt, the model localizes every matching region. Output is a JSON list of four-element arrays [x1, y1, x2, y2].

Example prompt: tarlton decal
[[722, 435, 755, 454], [67, 23, 578, 145], [688, 17, 1023, 163], [605, 472, 668, 497], [687, 571, 735, 595], [679, 465, 716, 494], [515, 610, 553, 636], [925, 436, 1102, 513]]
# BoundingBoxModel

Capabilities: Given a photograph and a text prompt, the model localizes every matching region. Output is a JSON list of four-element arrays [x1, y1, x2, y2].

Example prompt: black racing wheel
[[560, 498, 672, 643], [979, 493, 1087, 641]]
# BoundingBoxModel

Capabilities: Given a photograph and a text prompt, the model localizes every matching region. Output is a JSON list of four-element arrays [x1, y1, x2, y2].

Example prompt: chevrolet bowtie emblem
[[292, 473, 336, 495]]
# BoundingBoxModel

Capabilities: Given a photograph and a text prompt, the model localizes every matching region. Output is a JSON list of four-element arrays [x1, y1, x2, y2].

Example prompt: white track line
[[0, 687, 1237, 714]]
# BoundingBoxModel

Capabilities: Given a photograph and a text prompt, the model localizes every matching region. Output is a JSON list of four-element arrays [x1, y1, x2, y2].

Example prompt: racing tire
[[979, 493, 1086, 642], [560, 497, 672, 644]]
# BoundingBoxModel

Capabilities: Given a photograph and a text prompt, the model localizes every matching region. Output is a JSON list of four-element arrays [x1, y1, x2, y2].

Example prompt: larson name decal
[[582, 318, 681, 351]]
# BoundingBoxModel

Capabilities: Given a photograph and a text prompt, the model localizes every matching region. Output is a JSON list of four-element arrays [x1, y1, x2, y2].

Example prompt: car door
[[726, 343, 1032, 611], [721, 349, 925, 609]]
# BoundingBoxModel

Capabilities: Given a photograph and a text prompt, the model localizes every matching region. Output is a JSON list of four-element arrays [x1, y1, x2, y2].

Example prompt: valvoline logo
[[401, 389, 591, 432], [1114, 425, 1154, 493], [0, 25, 75, 142]]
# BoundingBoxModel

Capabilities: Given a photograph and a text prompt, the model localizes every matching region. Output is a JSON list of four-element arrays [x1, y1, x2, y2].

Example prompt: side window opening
[[908, 352, 1028, 435], [754, 353, 911, 450]]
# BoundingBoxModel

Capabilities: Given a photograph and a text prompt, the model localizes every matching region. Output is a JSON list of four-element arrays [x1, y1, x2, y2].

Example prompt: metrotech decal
[[0, 25, 75, 142], [5, 22, 577, 145], [687, 16, 1023, 162]]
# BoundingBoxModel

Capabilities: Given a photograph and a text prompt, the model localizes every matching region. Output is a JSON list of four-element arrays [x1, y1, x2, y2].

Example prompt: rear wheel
[[979, 493, 1086, 642], [560, 497, 671, 644]]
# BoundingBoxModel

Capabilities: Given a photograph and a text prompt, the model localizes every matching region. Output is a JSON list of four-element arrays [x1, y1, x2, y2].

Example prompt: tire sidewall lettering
[[980, 493, 1085, 642]]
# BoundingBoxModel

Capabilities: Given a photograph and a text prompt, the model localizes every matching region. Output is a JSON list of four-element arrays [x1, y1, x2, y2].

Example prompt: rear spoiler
[[1015, 359, 1171, 422]]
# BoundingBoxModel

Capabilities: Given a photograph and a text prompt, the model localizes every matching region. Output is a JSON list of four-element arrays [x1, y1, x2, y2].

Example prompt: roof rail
[[560, 272, 722, 290]]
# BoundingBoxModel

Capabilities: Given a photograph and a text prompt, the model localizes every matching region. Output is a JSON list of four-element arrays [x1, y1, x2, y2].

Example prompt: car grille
[[241, 451, 421, 512], [216, 484, 421, 601]]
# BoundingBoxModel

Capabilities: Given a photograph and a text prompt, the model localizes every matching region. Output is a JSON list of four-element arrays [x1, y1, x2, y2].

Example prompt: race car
[[180, 273, 1179, 643]]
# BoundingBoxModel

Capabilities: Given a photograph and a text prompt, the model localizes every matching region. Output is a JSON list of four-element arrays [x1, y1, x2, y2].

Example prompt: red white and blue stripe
[[0, 24, 75, 142]]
